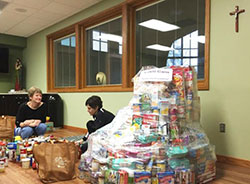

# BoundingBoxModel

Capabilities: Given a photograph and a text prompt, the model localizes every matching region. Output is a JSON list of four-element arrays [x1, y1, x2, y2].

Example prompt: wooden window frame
[[47, 0, 210, 92], [47, 25, 81, 92]]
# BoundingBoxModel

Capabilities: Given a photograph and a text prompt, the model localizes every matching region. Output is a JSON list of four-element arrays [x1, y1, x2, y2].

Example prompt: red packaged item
[[143, 114, 159, 129], [118, 170, 128, 184]]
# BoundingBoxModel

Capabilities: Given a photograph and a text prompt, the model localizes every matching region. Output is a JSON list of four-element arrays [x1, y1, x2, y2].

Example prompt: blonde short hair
[[28, 86, 42, 98]]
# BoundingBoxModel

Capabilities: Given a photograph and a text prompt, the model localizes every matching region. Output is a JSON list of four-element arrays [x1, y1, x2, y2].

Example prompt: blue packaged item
[[157, 171, 175, 184], [134, 171, 151, 184], [7, 142, 17, 150]]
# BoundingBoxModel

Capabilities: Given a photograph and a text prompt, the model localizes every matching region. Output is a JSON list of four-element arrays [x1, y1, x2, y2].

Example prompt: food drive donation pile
[[79, 66, 216, 184]]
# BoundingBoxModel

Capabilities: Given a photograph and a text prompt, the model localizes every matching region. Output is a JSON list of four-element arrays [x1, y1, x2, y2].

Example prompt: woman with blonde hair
[[15, 86, 47, 139]]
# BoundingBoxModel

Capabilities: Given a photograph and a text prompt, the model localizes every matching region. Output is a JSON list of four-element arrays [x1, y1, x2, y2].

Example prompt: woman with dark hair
[[81, 95, 115, 153]]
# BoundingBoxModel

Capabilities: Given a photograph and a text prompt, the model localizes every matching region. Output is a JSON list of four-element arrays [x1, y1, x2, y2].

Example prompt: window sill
[[48, 86, 133, 93]]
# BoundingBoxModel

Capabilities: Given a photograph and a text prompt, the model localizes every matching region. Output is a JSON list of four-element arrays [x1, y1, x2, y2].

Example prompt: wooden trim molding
[[77, 3, 123, 28], [47, 25, 75, 40], [122, 4, 130, 88], [63, 125, 87, 134], [217, 155, 250, 168], [80, 26, 86, 89], [75, 24, 81, 90], [126, 0, 159, 8], [198, 0, 210, 90]]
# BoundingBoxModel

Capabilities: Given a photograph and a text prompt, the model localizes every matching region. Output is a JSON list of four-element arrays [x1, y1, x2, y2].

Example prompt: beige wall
[[23, 0, 250, 160]]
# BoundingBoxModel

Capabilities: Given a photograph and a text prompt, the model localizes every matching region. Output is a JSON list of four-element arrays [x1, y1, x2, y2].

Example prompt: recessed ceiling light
[[15, 8, 27, 13], [146, 44, 174, 51], [139, 19, 180, 32]]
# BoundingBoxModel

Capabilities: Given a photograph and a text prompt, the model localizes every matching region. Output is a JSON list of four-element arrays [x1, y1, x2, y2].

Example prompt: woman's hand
[[29, 120, 41, 127], [20, 122, 27, 127], [21, 119, 41, 127]]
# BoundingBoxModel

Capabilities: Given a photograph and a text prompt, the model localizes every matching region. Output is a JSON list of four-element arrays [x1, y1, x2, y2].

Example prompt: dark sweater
[[87, 108, 115, 134], [16, 102, 47, 127]]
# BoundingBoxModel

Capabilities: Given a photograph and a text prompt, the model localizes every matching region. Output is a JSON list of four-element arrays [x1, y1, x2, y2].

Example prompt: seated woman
[[81, 95, 115, 153], [15, 86, 47, 139]]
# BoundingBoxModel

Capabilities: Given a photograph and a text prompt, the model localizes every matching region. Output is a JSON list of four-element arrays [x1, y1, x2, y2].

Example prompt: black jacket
[[81, 108, 115, 152], [87, 108, 115, 134]]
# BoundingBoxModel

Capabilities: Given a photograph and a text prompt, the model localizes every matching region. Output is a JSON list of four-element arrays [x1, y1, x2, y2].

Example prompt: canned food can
[[0, 161, 5, 173]]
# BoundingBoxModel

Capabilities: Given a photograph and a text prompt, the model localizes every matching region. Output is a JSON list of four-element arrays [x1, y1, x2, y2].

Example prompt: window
[[135, 0, 209, 89], [47, 0, 210, 92], [167, 30, 204, 79], [85, 17, 122, 86], [53, 34, 76, 87]]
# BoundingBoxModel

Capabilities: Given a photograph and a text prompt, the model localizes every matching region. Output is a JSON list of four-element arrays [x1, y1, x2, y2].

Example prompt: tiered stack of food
[[79, 66, 216, 184]]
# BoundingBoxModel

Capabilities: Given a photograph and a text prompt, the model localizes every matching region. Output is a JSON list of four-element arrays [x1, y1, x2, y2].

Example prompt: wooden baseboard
[[63, 125, 88, 134], [217, 154, 250, 168]]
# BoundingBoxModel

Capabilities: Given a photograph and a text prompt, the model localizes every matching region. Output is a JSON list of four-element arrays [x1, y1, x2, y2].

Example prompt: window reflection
[[86, 17, 122, 86], [54, 35, 76, 87], [136, 0, 205, 80], [167, 30, 201, 72]]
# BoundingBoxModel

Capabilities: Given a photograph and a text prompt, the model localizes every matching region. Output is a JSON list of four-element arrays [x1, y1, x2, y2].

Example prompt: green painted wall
[[22, 0, 250, 161], [0, 34, 26, 92], [0, 33, 26, 48], [199, 0, 250, 160], [0, 47, 23, 92]]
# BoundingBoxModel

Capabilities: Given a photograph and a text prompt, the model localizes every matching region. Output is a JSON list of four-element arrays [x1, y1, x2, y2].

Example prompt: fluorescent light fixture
[[99, 33, 122, 44], [139, 19, 180, 32], [146, 44, 174, 51]]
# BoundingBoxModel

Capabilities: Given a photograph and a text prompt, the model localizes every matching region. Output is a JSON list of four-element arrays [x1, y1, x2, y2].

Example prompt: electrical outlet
[[219, 123, 226, 133]]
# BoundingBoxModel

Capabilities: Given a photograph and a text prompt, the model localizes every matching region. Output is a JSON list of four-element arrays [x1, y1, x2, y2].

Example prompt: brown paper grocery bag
[[0, 115, 16, 139], [33, 142, 78, 183]]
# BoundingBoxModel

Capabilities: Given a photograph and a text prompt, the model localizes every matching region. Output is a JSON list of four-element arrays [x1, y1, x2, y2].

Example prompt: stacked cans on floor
[[0, 136, 52, 171], [0, 140, 9, 172], [79, 66, 216, 184]]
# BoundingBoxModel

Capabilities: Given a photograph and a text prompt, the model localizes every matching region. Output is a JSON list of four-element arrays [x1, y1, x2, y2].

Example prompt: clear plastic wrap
[[79, 66, 216, 184]]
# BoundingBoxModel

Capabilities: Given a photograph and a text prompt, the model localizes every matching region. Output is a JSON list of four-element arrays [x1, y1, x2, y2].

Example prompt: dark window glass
[[136, 0, 205, 80]]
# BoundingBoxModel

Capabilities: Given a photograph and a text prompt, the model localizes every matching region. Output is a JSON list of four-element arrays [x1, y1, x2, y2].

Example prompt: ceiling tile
[[53, 0, 101, 9], [42, 2, 77, 15], [0, 0, 14, 3], [0, 0, 103, 37], [0, 10, 26, 30], [32, 9, 62, 22], [12, 0, 52, 9], [3, 2, 38, 16], [21, 17, 48, 27], [7, 23, 38, 36]]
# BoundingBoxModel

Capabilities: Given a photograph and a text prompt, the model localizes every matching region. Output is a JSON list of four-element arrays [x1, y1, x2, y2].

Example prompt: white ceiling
[[0, 0, 102, 37]]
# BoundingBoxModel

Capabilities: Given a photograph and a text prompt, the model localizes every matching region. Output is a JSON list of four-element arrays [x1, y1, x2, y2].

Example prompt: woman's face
[[86, 105, 98, 116], [30, 92, 42, 104]]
